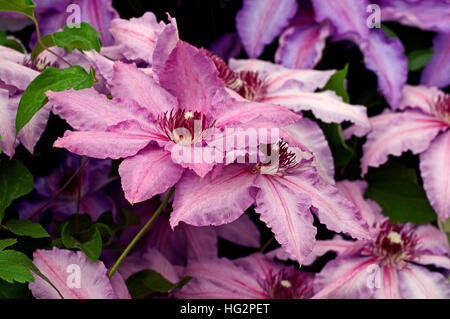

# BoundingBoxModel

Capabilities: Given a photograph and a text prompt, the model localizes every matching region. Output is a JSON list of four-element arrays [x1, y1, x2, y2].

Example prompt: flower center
[[253, 140, 299, 175], [262, 268, 312, 299], [203, 50, 268, 101], [157, 109, 215, 146], [433, 94, 450, 125], [22, 56, 53, 72], [371, 220, 417, 266]]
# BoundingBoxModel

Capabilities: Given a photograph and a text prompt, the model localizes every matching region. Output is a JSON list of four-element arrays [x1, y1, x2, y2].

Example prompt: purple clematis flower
[[18, 152, 116, 221], [374, 0, 450, 88], [359, 85, 450, 221], [235, 0, 408, 108], [170, 138, 371, 265], [29, 247, 130, 299], [49, 40, 300, 204], [0, 45, 52, 157], [175, 253, 315, 299], [306, 180, 450, 299]]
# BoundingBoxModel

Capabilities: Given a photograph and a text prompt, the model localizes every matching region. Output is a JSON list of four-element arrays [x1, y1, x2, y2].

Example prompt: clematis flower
[[360, 85, 450, 221], [17, 152, 116, 221], [29, 247, 130, 299], [206, 55, 371, 139], [170, 138, 371, 265], [50, 40, 300, 204], [235, 0, 408, 108], [0, 45, 52, 157], [374, 0, 450, 89], [307, 180, 450, 299], [175, 253, 315, 299]]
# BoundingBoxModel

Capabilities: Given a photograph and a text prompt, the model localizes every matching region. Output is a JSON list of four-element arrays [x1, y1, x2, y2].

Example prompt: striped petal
[[419, 130, 450, 221], [236, 0, 298, 58], [398, 264, 450, 299], [421, 33, 450, 89]]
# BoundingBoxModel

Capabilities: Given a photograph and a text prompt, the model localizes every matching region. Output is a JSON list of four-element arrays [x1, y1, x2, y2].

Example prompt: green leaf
[[0, 0, 36, 20], [381, 24, 399, 39], [407, 49, 434, 71], [365, 159, 437, 224], [3, 219, 49, 238], [16, 66, 95, 134], [53, 22, 101, 53], [30, 33, 55, 60], [0, 279, 32, 299], [2, 39, 25, 53], [0, 159, 34, 222], [0, 30, 6, 44], [319, 64, 355, 169], [126, 269, 192, 299], [61, 215, 102, 262], [0, 239, 17, 251], [0, 250, 35, 283]]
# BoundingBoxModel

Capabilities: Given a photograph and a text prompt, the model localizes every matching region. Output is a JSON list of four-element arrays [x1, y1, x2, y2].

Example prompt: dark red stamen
[[262, 268, 313, 299]]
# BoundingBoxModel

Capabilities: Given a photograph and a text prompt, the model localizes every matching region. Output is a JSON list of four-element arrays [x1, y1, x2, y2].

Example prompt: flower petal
[[236, 0, 298, 58], [279, 169, 370, 240], [415, 224, 450, 256], [421, 33, 450, 89], [111, 61, 176, 118], [361, 110, 447, 174], [53, 121, 158, 159], [302, 235, 362, 266], [18, 103, 51, 154], [170, 165, 256, 228], [413, 254, 450, 270], [398, 264, 450, 299], [419, 130, 450, 221], [48, 88, 154, 131], [254, 174, 317, 265], [29, 247, 118, 299], [374, 266, 402, 299], [0, 90, 17, 157], [261, 88, 370, 135], [398, 85, 441, 114], [217, 214, 261, 248], [0, 58, 39, 90], [119, 146, 184, 204], [159, 41, 225, 113]]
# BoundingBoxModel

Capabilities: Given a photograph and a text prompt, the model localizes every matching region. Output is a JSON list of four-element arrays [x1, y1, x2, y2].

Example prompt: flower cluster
[[0, 0, 448, 300]]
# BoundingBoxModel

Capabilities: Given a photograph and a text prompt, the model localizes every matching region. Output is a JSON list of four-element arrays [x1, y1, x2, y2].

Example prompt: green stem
[[259, 236, 275, 253], [108, 187, 175, 279]]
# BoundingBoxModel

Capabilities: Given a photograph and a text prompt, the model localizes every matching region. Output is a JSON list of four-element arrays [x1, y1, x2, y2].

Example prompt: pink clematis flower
[[306, 180, 450, 299], [0, 46, 52, 157], [206, 55, 371, 139], [49, 40, 300, 204], [175, 253, 315, 299], [235, 0, 408, 108], [29, 247, 130, 299], [359, 85, 450, 221], [170, 138, 371, 265]]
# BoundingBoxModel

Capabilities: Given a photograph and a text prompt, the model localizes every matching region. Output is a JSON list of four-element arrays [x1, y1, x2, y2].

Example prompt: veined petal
[[421, 33, 450, 89], [236, 0, 298, 58], [336, 180, 383, 228], [398, 85, 441, 114], [0, 59, 39, 90], [413, 254, 450, 270], [283, 118, 335, 185], [29, 247, 118, 299], [414, 224, 450, 256], [361, 110, 447, 175], [83, 50, 115, 88], [48, 88, 154, 131], [275, 20, 330, 70], [0, 90, 17, 157], [170, 165, 256, 228], [108, 12, 164, 62], [398, 264, 450, 299], [374, 266, 401, 299], [111, 61, 176, 118], [0, 45, 26, 63], [151, 15, 179, 75], [279, 169, 370, 240], [180, 223, 218, 260], [159, 41, 224, 113], [119, 146, 184, 204], [303, 235, 363, 266], [359, 30, 407, 108], [53, 121, 159, 159], [229, 58, 336, 92], [419, 130, 450, 221], [255, 174, 317, 265], [311, 0, 369, 40], [261, 88, 370, 136], [312, 256, 378, 299], [217, 213, 261, 249], [17, 103, 50, 155]]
